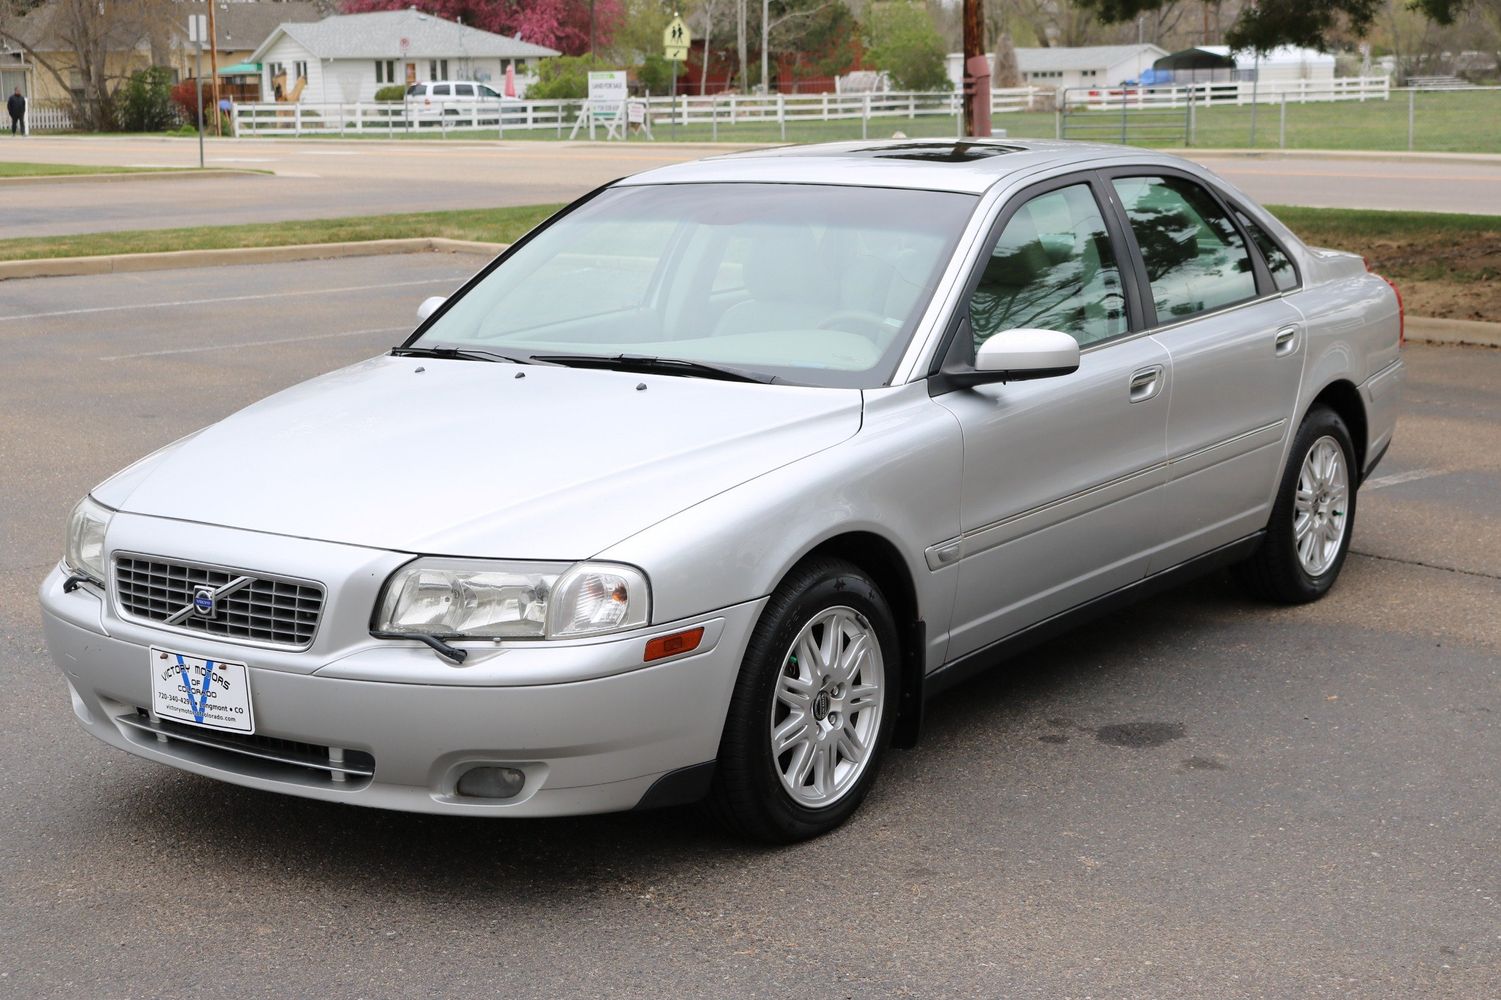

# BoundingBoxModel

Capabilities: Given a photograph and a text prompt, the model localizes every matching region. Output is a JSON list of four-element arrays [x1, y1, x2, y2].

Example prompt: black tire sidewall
[[715, 560, 899, 841], [1270, 407, 1359, 599]]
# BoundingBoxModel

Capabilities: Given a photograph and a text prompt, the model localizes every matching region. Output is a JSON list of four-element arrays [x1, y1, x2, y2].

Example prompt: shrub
[[637, 55, 675, 95], [526, 55, 615, 101], [375, 84, 407, 101], [119, 67, 177, 132], [170, 79, 210, 124]]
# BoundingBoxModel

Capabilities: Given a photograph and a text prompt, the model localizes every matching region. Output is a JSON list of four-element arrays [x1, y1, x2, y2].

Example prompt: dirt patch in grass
[[1361, 233, 1501, 322], [1273, 205, 1501, 322]]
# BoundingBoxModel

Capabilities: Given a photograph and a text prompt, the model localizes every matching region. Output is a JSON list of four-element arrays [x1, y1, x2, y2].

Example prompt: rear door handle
[[1274, 325, 1299, 356], [1128, 365, 1163, 403]]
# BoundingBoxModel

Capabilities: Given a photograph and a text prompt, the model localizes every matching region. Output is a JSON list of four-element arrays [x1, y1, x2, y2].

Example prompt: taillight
[[1381, 276, 1405, 348], [1366, 257, 1404, 348]]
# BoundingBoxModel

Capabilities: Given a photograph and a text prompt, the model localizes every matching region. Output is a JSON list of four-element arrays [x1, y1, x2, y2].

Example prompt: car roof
[[617, 139, 1187, 196]]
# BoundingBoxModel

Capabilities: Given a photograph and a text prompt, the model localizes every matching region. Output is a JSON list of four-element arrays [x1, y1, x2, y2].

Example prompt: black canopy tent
[[1152, 48, 1236, 84]]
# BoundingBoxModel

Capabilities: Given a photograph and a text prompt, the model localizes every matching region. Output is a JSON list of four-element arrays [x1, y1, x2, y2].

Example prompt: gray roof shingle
[[259, 9, 559, 61]]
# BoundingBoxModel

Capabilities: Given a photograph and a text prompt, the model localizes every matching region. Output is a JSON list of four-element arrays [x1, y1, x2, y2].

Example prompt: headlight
[[65, 496, 113, 585], [376, 559, 649, 640]]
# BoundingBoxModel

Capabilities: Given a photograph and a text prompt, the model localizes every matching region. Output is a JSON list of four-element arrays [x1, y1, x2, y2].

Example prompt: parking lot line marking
[[0, 278, 457, 323], [100, 325, 408, 361], [1365, 468, 1443, 490]]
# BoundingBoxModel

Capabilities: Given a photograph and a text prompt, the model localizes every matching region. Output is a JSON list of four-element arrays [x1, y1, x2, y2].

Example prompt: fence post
[[1279, 92, 1286, 148], [862, 92, 869, 140], [1407, 88, 1415, 151], [294, 104, 302, 136], [1188, 90, 1197, 145], [778, 93, 785, 142], [712, 97, 718, 141], [1183, 88, 1192, 146], [1120, 88, 1128, 143]]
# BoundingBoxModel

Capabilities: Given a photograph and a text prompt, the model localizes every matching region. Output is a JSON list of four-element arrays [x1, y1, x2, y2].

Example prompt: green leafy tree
[[118, 66, 175, 132], [864, 1, 950, 90], [526, 54, 618, 99], [1072, 0, 1501, 50]]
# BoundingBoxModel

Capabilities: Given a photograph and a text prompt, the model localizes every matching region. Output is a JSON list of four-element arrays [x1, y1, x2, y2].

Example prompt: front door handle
[[1274, 325, 1299, 356], [1128, 365, 1163, 403]]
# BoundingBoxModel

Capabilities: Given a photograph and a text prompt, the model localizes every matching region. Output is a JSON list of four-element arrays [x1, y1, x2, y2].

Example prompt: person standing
[[7, 88, 24, 136]]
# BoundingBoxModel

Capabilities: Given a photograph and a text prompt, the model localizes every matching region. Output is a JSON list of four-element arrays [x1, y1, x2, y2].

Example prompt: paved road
[[2, 257, 1499, 998], [3, 136, 1500, 240]]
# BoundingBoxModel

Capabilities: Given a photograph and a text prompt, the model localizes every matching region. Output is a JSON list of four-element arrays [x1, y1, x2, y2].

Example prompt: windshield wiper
[[391, 345, 537, 365], [527, 353, 777, 384]]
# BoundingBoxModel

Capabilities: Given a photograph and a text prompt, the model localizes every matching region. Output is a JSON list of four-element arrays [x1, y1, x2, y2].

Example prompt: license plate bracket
[[149, 647, 255, 734]]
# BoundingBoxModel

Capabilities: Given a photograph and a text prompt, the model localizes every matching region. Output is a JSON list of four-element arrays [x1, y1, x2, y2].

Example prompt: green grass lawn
[[0, 161, 190, 178], [0, 203, 561, 262]]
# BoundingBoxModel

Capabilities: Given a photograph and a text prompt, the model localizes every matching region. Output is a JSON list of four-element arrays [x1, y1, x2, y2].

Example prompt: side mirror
[[945, 327, 1080, 388], [417, 295, 446, 322]]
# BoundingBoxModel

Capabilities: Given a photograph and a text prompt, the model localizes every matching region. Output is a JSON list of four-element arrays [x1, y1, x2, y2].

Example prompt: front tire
[[708, 558, 898, 843], [1236, 405, 1358, 603]]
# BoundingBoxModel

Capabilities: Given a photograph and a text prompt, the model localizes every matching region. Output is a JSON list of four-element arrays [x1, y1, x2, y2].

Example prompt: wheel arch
[[783, 531, 926, 750], [1305, 378, 1368, 476]]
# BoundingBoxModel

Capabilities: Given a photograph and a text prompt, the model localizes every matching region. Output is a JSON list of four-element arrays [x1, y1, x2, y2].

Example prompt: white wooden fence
[[22, 99, 74, 132], [1067, 76, 1391, 111], [231, 88, 1053, 138]]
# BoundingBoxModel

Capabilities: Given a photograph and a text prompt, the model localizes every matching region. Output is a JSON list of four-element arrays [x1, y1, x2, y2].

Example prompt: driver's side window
[[970, 183, 1126, 352]]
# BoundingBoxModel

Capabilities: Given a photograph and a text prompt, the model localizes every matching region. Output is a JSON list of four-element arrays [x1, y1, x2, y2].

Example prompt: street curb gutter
[[0, 168, 272, 186], [1406, 316, 1501, 348], [2, 239, 1497, 349], [0, 237, 506, 280]]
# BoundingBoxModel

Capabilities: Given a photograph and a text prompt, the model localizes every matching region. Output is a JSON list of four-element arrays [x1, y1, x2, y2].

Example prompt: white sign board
[[187, 14, 207, 44], [587, 71, 628, 105]]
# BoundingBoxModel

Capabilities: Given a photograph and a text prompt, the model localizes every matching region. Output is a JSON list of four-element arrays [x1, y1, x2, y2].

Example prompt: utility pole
[[207, 0, 221, 136], [761, 0, 769, 94], [962, 0, 989, 137]]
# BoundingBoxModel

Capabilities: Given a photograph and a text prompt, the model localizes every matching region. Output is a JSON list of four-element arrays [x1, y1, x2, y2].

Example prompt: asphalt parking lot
[[1, 256, 1498, 998]]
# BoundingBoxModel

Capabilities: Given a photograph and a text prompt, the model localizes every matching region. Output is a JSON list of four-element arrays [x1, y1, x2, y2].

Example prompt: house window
[[429, 59, 448, 80], [375, 60, 396, 84], [294, 61, 307, 81]]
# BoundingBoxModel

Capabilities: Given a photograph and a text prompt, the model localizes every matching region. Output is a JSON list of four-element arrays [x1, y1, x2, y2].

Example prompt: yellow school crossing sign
[[663, 16, 691, 61]]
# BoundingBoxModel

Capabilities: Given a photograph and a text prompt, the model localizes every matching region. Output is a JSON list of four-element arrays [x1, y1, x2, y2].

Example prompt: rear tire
[[708, 558, 898, 844], [1236, 405, 1358, 603]]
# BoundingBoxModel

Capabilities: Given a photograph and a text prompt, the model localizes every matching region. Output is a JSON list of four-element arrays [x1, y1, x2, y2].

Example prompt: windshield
[[411, 182, 977, 387]]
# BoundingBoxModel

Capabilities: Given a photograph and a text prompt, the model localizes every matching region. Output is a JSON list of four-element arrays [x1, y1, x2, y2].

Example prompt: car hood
[[99, 356, 862, 558]]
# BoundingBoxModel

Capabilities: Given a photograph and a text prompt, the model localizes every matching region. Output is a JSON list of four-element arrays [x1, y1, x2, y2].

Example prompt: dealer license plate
[[149, 647, 255, 734]]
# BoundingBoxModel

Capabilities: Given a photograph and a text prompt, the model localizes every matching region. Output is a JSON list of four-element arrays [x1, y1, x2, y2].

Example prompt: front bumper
[[40, 564, 761, 816]]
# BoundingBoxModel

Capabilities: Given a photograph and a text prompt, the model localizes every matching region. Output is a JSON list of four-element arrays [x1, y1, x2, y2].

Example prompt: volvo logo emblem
[[192, 586, 217, 618]]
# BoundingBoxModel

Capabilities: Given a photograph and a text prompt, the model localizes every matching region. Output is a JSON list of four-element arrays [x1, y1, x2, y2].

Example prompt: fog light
[[456, 765, 525, 799]]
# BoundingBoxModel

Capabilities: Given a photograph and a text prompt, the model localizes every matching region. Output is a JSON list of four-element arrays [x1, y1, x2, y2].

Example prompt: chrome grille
[[114, 555, 324, 648]]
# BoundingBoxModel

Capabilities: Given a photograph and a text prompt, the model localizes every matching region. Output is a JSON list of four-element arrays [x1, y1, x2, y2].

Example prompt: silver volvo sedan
[[41, 140, 1404, 842]]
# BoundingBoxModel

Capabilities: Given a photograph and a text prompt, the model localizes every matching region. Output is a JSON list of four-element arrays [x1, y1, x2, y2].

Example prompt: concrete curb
[[0, 237, 505, 280], [1406, 316, 1501, 348], [0, 168, 271, 186]]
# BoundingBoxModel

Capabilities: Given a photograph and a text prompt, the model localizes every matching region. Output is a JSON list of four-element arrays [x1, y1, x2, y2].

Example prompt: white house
[[249, 9, 559, 103], [946, 44, 1168, 91]]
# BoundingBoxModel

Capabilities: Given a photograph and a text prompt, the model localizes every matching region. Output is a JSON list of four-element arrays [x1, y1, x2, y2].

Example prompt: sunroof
[[846, 141, 1028, 163]]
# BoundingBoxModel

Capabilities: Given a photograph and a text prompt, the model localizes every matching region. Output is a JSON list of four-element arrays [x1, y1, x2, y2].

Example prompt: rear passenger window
[[1113, 176, 1257, 322], [969, 183, 1127, 349], [432, 84, 451, 97], [455, 84, 475, 97], [1235, 210, 1299, 291]]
